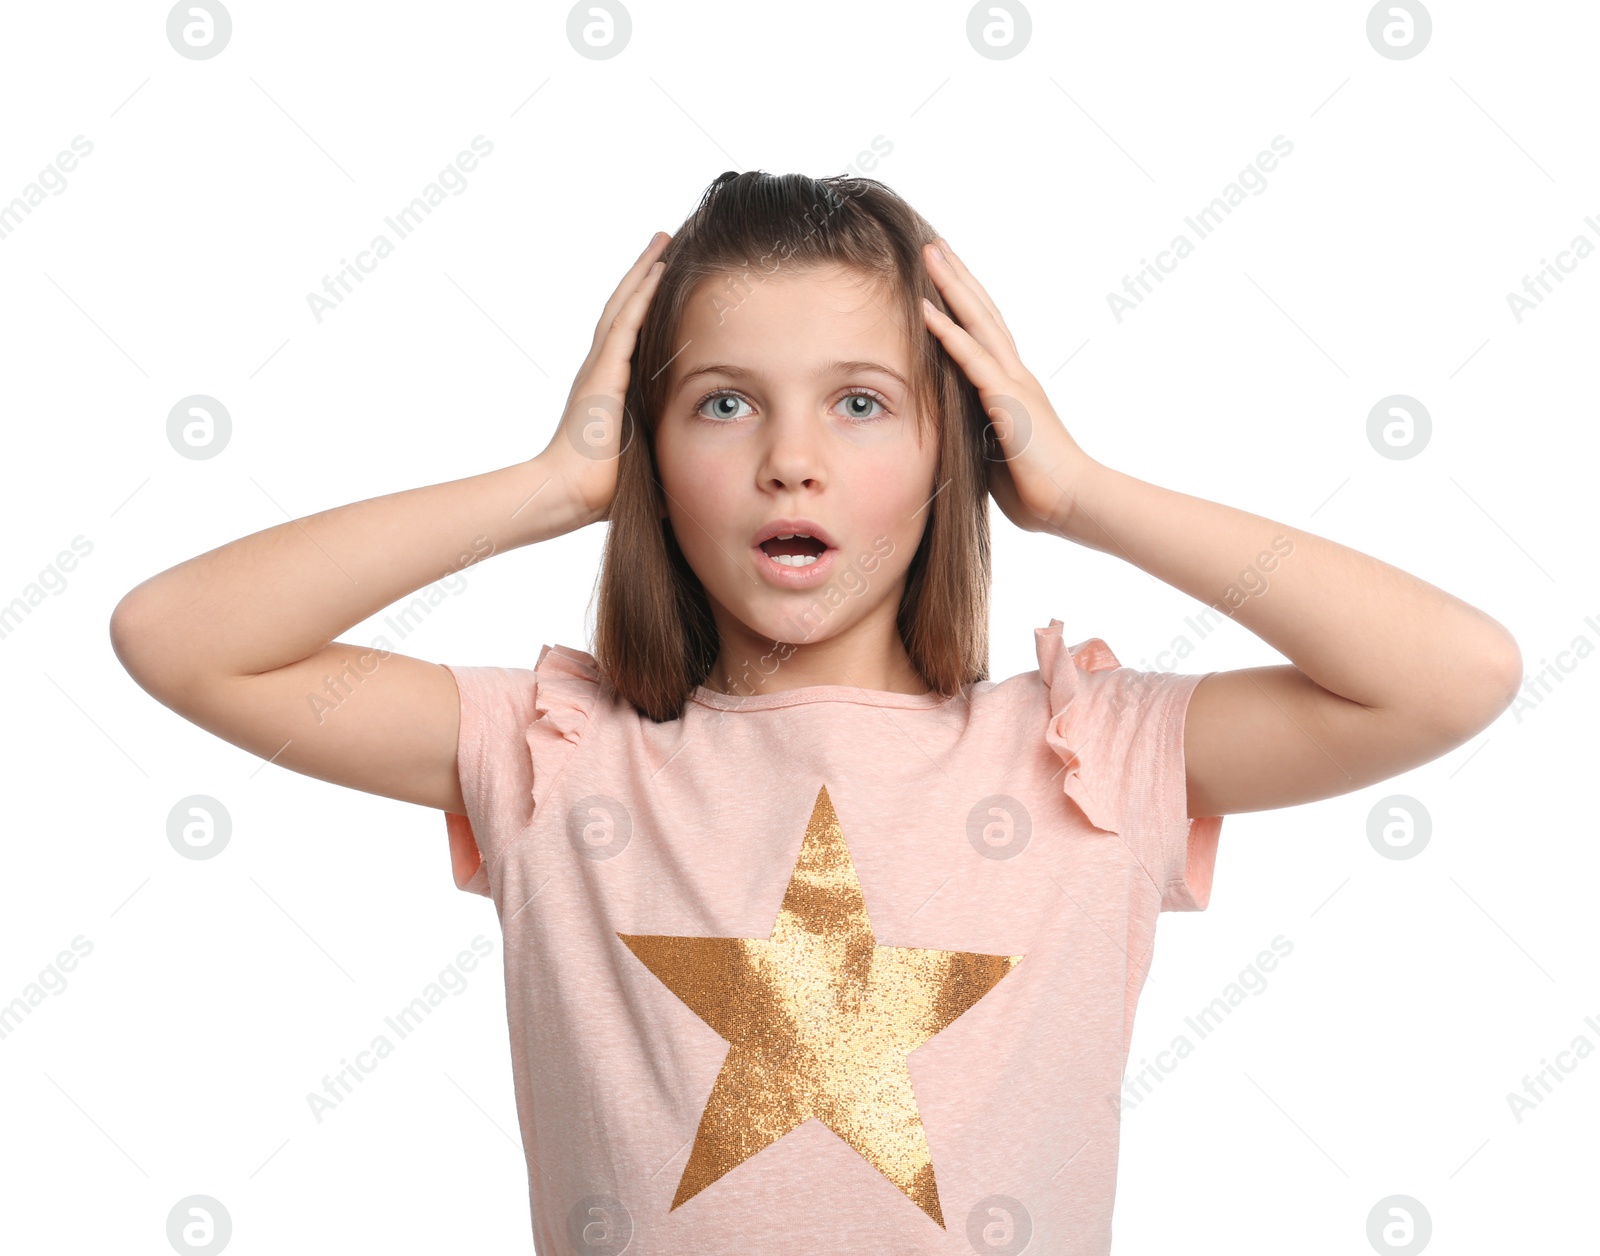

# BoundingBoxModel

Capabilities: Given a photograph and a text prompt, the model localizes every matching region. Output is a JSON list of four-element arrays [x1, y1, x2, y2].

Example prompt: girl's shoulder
[[1032, 616, 1121, 687], [444, 643, 602, 804], [440, 643, 603, 897], [1030, 617, 1220, 909]]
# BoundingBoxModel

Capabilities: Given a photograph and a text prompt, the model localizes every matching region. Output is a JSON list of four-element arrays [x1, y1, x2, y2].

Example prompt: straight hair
[[592, 170, 997, 722]]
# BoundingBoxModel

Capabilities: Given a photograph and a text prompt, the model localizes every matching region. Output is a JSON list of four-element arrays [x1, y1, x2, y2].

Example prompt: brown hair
[[592, 170, 996, 722]]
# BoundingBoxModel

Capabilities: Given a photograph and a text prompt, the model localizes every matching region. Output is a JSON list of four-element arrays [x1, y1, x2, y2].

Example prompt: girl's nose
[[756, 407, 827, 489]]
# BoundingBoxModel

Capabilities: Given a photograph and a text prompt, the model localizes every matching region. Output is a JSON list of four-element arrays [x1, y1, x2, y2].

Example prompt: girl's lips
[[752, 543, 839, 588]]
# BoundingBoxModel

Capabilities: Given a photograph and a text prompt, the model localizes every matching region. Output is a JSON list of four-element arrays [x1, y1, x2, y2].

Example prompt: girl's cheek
[[835, 413, 912, 451], [656, 429, 724, 489], [857, 435, 934, 498]]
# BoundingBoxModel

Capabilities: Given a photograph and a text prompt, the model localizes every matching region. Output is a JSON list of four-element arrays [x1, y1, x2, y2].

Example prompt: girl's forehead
[[675, 272, 911, 367], [686, 262, 899, 318]]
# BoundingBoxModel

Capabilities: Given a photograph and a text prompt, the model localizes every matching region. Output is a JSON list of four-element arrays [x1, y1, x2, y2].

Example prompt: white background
[[1, 1, 1594, 1252]]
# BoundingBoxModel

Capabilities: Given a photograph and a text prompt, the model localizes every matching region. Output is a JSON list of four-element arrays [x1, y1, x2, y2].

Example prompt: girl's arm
[[109, 458, 583, 815], [918, 237, 1522, 819], [1052, 464, 1521, 818], [110, 232, 668, 816]]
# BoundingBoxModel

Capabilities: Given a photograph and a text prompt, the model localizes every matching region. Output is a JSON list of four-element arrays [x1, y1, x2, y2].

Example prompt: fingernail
[[931, 243, 945, 262]]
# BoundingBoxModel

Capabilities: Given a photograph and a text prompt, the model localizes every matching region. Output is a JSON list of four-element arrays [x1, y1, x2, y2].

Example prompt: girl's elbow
[[1444, 627, 1524, 739]]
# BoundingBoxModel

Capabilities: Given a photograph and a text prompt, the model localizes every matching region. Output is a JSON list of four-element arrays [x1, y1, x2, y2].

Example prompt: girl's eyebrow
[[675, 359, 910, 391]]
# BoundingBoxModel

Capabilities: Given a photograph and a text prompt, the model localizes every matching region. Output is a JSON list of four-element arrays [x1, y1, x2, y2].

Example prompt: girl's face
[[653, 263, 940, 689]]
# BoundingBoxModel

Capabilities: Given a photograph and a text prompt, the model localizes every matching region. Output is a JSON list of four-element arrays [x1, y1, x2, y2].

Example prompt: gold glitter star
[[617, 783, 1024, 1228]]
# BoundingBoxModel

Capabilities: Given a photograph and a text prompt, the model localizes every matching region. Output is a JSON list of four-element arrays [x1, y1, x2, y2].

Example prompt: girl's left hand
[[920, 237, 1097, 537]]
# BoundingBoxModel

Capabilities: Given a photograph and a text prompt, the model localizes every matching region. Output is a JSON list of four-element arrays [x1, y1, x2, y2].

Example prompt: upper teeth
[[766, 531, 822, 568]]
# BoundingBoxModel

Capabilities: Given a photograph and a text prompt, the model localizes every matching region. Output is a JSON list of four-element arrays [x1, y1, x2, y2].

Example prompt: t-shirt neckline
[[689, 681, 958, 712]]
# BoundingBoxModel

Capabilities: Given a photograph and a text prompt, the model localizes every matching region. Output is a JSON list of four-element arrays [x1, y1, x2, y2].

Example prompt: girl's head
[[596, 170, 997, 721]]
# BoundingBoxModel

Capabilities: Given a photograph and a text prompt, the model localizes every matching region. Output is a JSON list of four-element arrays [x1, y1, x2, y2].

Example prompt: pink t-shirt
[[442, 618, 1222, 1255]]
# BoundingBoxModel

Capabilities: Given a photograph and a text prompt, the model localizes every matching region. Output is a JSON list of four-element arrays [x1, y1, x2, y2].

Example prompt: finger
[[923, 242, 1021, 370], [931, 237, 1017, 351], [572, 235, 670, 398], [592, 232, 672, 345], [588, 260, 668, 390], [921, 295, 1014, 396]]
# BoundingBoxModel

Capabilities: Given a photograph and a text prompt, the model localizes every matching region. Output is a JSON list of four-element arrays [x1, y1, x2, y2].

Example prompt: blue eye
[[697, 392, 754, 422], [691, 389, 890, 424], [837, 392, 887, 421]]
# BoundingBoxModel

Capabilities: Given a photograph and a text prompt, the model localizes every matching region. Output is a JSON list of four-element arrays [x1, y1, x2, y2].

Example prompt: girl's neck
[[701, 654, 931, 698]]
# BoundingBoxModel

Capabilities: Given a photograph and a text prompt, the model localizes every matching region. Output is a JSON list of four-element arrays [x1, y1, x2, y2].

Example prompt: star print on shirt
[[617, 783, 1025, 1228]]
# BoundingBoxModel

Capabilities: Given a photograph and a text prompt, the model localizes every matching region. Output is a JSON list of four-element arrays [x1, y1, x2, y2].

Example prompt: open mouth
[[757, 535, 830, 568]]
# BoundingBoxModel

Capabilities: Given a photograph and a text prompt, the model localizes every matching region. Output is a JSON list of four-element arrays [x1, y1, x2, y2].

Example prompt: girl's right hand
[[538, 231, 672, 530]]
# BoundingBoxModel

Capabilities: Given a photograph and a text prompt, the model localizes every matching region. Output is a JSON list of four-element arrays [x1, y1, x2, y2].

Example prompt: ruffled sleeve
[[1035, 619, 1223, 912], [441, 644, 602, 898]]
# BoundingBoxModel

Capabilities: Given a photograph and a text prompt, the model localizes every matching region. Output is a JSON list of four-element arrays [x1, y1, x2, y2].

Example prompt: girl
[[110, 171, 1521, 1255]]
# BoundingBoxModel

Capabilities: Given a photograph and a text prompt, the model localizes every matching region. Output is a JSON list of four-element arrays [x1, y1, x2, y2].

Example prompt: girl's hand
[[537, 231, 672, 529], [920, 238, 1098, 538]]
